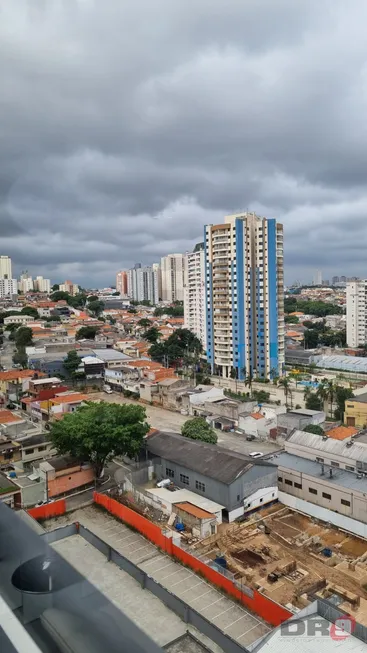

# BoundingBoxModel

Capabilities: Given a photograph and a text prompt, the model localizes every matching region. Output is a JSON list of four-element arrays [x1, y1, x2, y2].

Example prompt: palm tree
[[316, 380, 329, 415], [230, 367, 238, 393], [279, 377, 292, 409], [242, 367, 253, 395]]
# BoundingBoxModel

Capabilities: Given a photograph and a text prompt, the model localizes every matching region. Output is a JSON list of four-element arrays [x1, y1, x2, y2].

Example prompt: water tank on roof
[[8, 471, 16, 478]]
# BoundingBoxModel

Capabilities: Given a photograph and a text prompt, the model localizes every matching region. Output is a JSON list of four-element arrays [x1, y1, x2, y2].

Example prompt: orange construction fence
[[93, 492, 292, 627], [28, 498, 66, 520]]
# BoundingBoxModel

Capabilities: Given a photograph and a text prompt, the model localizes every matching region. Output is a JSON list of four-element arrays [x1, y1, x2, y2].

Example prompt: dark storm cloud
[[1, 0, 367, 285]]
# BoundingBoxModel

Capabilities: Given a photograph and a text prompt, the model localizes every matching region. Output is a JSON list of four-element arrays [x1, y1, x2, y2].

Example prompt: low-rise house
[[104, 365, 139, 391], [39, 456, 94, 498], [174, 502, 218, 537], [30, 391, 88, 422], [277, 408, 325, 438], [19, 434, 56, 468], [81, 356, 105, 379], [238, 412, 277, 439], [91, 348, 132, 369], [0, 440, 21, 466], [0, 370, 38, 404], [156, 378, 191, 410], [0, 472, 21, 508], [344, 392, 367, 428], [28, 377, 64, 397], [181, 386, 225, 415], [146, 431, 277, 522], [3, 314, 34, 326]]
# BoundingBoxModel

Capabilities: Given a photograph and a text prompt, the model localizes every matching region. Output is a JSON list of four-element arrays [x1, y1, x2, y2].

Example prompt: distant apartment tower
[[128, 265, 159, 304], [0, 278, 17, 298], [18, 271, 33, 293], [346, 280, 367, 347], [34, 276, 51, 293], [332, 276, 340, 285], [183, 248, 206, 349], [205, 212, 284, 379], [313, 270, 322, 286], [59, 280, 79, 296], [116, 270, 128, 295], [160, 254, 186, 302], [0, 256, 12, 280]]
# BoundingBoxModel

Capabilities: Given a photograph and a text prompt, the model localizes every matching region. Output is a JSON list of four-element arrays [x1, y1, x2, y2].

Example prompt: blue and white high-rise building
[[204, 212, 284, 380]]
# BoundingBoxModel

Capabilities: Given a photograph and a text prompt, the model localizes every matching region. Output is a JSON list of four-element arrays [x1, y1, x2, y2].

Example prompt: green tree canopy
[[87, 295, 99, 302], [303, 424, 324, 436], [87, 299, 104, 316], [52, 284, 60, 292], [21, 306, 39, 318], [144, 327, 160, 343], [334, 386, 354, 421], [12, 347, 28, 369], [64, 350, 82, 376], [285, 315, 299, 324], [284, 298, 343, 317], [76, 325, 99, 340], [50, 290, 71, 302], [138, 318, 152, 328], [50, 401, 150, 478], [15, 327, 33, 348], [181, 417, 217, 444], [305, 391, 323, 411], [148, 328, 202, 365]]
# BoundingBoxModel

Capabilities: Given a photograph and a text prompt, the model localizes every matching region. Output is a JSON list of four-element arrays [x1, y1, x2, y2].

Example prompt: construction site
[[187, 503, 367, 625]]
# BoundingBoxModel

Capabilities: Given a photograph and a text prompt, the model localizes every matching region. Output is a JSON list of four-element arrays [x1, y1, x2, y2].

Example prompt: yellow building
[[344, 393, 367, 428]]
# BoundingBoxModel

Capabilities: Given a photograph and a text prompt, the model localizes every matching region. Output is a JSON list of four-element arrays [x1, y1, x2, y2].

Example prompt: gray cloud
[[1, 0, 367, 285]]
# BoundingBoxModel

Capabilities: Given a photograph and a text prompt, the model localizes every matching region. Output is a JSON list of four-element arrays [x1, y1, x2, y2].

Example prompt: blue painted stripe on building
[[235, 219, 246, 380], [267, 219, 279, 376]]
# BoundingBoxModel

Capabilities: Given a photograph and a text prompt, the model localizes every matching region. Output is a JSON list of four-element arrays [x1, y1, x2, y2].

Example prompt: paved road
[[89, 392, 282, 456], [0, 335, 15, 370]]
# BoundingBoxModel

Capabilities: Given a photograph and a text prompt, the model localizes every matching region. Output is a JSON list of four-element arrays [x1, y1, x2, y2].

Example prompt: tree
[[15, 327, 33, 348], [87, 295, 99, 302], [12, 347, 28, 369], [44, 314, 61, 322], [128, 307, 137, 314], [112, 291, 120, 296], [303, 424, 325, 436], [64, 350, 82, 377], [51, 291, 71, 302], [278, 377, 292, 408], [144, 327, 160, 343], [285, 315, 299, 324], [87, 300, 104, 316], [149, 328, 202, 366], [230, 366, 238, 392], [138, 318, 152, 328], [52, 284, 60, 292], [304, 329, 319, 349], [334, 386, 354, 421], [21, 306, 39, 318], [181, 417, 217, 444], [243, 367, 253, 393], [305, 391, 322, 411], [50, 401, 150, 478], [76, 325, 99, 340]]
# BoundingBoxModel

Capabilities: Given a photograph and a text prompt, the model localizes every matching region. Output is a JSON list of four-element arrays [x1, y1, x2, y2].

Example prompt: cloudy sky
[[1, 0, 367, 287]]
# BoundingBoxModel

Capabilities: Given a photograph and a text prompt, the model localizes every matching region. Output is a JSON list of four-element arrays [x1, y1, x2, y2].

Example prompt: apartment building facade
[[183, 249, 206, 349], [160, 253, 186, 302], [127, 264, 159, 304], [346, 279, 367, 347], [0, 256, 12, 279], [0, 278, 17, 298], [205, 212, 284, 379], [116, 270, 128, 295]]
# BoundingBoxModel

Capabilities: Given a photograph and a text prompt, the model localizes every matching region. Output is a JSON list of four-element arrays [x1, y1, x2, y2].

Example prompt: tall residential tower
[[160, 253, 186, 302], [346, 280, 367, 347], [205, 212, 284, 379], [183, 247, 206, 350]]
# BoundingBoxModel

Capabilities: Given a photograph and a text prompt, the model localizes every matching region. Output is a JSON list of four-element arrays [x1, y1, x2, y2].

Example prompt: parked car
[[103, 384, 113, 394], [249, 451, 263, 459], [246, 434, 256, 441]]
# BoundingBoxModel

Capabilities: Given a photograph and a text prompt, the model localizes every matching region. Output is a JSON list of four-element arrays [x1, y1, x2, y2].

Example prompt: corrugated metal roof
[[174, 502, 215, 520], [287, 430, 367, 463], [277, 452, 367, 492]]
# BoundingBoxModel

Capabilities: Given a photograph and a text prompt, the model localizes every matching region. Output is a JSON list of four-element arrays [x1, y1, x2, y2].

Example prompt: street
[[0, 334, 15, 370], [89, 392, 282, 456]]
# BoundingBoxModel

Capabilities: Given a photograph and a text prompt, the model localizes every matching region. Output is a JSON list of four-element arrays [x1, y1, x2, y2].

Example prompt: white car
[[249, 451, 263, 459]]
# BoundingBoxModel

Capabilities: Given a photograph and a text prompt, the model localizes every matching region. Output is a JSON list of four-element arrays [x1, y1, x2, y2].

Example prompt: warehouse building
[[275, 430, 367, 536], [146, 431, 277, 521]]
